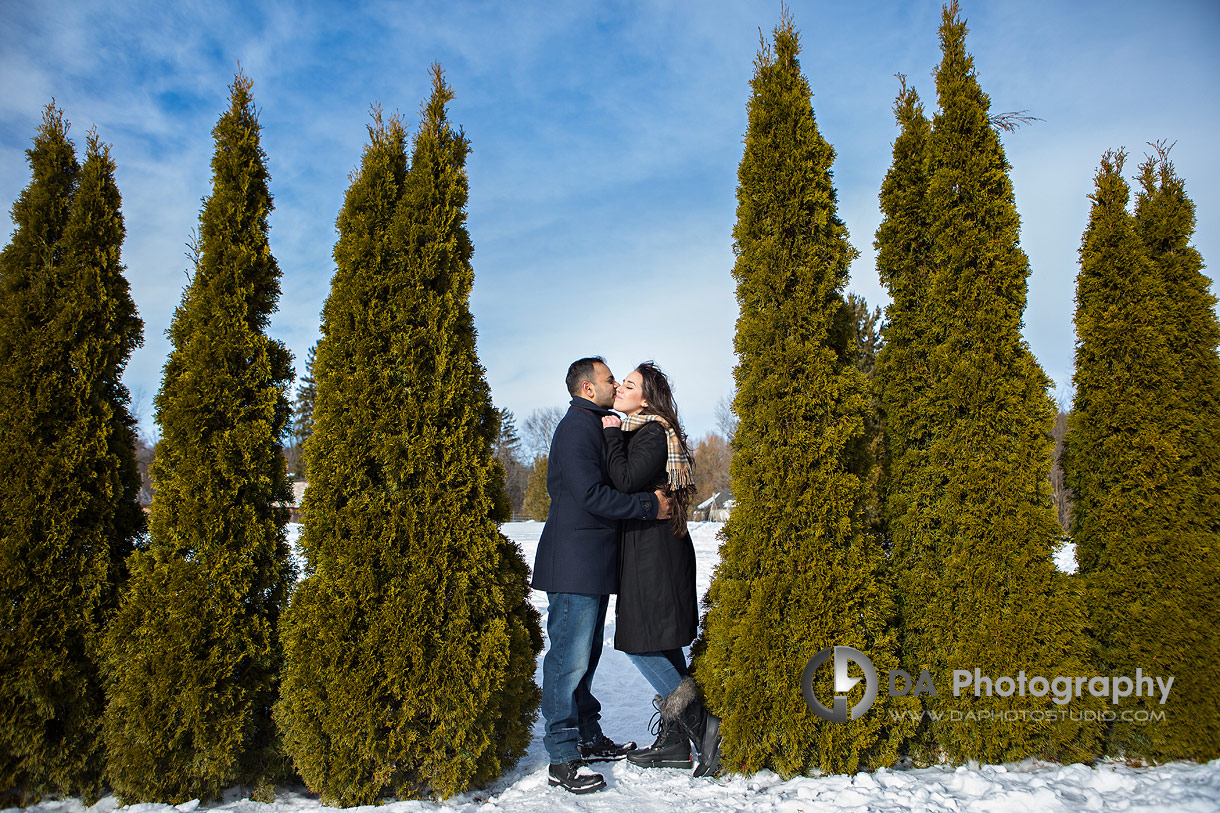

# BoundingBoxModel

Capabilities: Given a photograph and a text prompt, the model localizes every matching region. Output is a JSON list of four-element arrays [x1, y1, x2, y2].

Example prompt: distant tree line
[[1, 1, 1216, 808]]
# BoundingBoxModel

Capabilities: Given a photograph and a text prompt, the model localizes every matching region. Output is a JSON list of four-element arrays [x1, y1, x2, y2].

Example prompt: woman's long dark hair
[[634, 361, 696, 537]]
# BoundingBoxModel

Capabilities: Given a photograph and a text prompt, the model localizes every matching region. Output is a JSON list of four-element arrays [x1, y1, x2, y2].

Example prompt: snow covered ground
[[12, 521, 1218, 813]]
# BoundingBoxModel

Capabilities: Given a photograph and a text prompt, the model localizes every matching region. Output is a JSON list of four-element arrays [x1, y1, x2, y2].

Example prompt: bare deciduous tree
[[714, 396, 738, 443], [523, 406, 565, 459]]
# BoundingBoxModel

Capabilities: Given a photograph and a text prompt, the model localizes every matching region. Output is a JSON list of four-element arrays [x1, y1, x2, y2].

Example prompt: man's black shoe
[[548, 760, 606, 794], [578, 734, 637, 762]]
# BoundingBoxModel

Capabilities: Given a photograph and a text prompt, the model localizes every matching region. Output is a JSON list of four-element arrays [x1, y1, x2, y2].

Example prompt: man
[[532, 357, 671, 794]]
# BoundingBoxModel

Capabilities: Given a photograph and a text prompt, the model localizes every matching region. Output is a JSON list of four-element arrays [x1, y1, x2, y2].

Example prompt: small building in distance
[[693, 491, 733, 522], [280, 480, 307, 523]]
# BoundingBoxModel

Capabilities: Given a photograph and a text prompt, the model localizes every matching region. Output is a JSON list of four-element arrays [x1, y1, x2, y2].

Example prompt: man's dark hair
[[566, 356, 607, 396]]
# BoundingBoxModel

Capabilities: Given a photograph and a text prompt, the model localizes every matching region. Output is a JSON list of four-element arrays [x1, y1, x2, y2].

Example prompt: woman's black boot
[[626, 695, 693, 768], [659, 677, 721, 777]]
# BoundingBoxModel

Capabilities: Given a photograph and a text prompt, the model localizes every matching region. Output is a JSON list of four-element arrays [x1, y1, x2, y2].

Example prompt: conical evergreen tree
[[1065, 149, 1197, 760], [276, 67, 541, 804], [102, 73, 294, 802], [492, 407, 528, 516], [0, 108, 144, 804], [874, 76, 933, 552], [892, 2, 1101, 763], [693, 13, 913, 777], [1069, 147, 1220, 761], [1135, 150, 1220, 762], [872, 79, 942, 756], [1135, 148, 1220, 543]]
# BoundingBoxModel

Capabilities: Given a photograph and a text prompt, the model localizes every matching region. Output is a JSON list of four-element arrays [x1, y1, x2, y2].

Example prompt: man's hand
[[602, 415, 621, 429], [655, 490, 671, 520]]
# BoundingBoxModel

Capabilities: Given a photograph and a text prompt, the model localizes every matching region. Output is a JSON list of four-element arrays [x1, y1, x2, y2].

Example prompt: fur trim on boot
[[660, 677, 701, 721]]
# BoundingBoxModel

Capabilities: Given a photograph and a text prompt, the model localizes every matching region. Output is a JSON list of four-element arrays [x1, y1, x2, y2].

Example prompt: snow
[[1054, 539, 1078, 575], [13, 522, 1217, 813]]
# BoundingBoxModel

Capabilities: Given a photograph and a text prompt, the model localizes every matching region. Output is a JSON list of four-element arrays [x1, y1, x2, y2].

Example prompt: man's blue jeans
[[541, 592, 609, 764]]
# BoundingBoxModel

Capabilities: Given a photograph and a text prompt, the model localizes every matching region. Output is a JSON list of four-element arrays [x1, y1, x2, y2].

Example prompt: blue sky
[[2, 0, 1218, 443]]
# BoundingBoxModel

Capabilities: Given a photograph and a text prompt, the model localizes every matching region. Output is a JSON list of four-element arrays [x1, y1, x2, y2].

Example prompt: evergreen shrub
[[102, 73, 294, 802], [0, 106, 144, 805], [881, 2, 1101, 764], [275, 68, 541, 804], [693, 13, 914, 777]]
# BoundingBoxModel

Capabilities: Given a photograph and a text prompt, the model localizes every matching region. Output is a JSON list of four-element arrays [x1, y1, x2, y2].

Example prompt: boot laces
[[649, 693, 667, 736], [647, 708, 663, 737]]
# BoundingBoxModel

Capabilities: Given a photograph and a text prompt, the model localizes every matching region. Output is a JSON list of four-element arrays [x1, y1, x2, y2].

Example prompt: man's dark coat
[[531, 397, 658, 595]]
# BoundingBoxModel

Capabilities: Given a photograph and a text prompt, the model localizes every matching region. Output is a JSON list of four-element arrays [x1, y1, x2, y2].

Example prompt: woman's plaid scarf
[[617, 413, 694, 490]]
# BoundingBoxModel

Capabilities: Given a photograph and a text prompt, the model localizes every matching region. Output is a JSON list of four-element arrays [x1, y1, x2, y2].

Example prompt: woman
[[601, 362, 720, 777]]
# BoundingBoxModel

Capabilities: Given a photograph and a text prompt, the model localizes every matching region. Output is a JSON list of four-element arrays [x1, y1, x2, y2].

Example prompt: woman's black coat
[[603, 421, 698, 654]]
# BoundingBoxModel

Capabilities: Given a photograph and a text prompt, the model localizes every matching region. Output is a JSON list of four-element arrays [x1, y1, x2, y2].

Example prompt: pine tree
[[288, 342, 317, 477], [493, 407, 528, 516], [276, 67, 541, 804], [493, 407, 521, 462], [693, 13, 913, 777], [0, 107, 144, 804], [891, 2, 1101, 763], [844, 293, 882, 379], [1069, 147, 1220, 761], [102, 73, 294, 802]]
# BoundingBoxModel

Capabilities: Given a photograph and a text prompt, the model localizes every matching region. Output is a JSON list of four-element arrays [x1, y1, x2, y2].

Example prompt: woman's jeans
[[541, 592, 609, 764], [627, 648, 689, 698]]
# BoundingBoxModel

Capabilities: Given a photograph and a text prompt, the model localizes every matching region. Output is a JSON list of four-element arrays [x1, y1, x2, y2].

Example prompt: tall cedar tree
[[873, 75, 946, 758], [1132, 150, 1220, 760], [0, 108, 143, 804], [891, 2, 1101, 763], [275, 68, 541, 804], [102, 74, 294, 802], [1066, 151, 1191, 760], [1069, 147, 1220, 761], [1133, 149, 1220, 760], [874, 77, 933, 558], [693, 14, 914, 777]]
